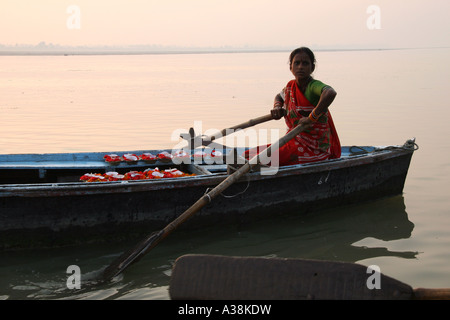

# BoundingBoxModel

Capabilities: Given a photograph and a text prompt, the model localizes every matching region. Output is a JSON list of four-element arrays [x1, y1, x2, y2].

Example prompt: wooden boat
[[169, 254, 450, 300], [0, 139, 417, 250]]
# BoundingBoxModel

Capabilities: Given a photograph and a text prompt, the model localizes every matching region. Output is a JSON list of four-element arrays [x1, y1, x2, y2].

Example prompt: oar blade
[[169, 255, 414, 300], [101, 230, 164, 281]]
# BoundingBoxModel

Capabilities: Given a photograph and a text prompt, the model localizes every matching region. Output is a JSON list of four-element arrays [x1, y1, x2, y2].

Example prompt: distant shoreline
[[0, 46, 446, 56]]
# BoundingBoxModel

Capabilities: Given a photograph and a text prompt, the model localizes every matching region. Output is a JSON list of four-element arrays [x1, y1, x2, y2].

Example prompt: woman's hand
[[298, 116, 313, 130], [272, 94, 285, 120], [271, 108, 286, 120]]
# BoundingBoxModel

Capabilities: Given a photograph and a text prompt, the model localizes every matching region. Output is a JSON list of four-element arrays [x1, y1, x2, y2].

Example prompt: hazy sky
[[1, 0, 448, 49]]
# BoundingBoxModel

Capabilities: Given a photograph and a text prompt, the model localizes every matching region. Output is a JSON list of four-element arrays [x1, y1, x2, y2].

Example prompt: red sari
[[245, 80, 341, 166]]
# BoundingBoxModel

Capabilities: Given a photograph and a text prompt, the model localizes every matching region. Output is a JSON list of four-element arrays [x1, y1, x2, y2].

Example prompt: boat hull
[[0, 145, 415, 250]]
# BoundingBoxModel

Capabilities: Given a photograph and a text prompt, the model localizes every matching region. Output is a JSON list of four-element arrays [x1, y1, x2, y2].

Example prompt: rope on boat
[[379, 138, 419, 151], [204, 179, 251, 201], [350, 138, 419, 155], [220, 179, 251, 198], [204, 193, 212, 203], [402, 138, 419, 150]]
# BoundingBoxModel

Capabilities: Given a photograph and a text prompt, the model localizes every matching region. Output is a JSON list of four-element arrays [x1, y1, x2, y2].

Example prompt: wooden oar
[[180, 113, 276, 148], [169, 254, 450, 300], [204, 113, 274, 143], [100, 119, 303, 281]]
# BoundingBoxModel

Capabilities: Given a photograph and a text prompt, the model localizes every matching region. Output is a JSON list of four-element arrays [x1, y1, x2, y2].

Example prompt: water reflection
[[173, 194, 418, 263], [272, 195, 418, 262], [0, 195, 416, 300]]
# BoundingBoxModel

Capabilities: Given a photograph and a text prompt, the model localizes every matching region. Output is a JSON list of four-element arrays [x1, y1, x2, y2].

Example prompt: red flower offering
[[104, 154, 122, 164], [80, 167, 196, 183], [193, 150, 208, 162], [149, 168, 165, 179], [193, 150, 207, 158], [141, 152, 157, 164], [104, 172, 125, 181], [211, 149, 223, 157], [123, 171, 145, 180], [173, 150, 190, 163], [173, 150, 189, 158], [164, 168, 184, 177], [122, 153, 140, 164], [157, 151, 173, 163], [80, 173, 107, 182]]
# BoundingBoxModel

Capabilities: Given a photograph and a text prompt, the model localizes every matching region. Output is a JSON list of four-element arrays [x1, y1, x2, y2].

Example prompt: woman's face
[[290, 52, 315, 82]]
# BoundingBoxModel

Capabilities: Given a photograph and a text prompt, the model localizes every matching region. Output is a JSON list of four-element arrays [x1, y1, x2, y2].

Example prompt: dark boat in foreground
[[0, 139, 417, 250], [169, 254, 449, 300]]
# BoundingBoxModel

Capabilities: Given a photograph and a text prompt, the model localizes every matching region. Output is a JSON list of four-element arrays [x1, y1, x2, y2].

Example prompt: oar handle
[[413, 288, 450, 300], [226, 113, 274, 131], [207, 113, 274, 142]]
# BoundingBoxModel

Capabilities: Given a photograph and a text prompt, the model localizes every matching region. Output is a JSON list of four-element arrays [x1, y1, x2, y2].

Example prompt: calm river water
[[0, 48, 449, 300]]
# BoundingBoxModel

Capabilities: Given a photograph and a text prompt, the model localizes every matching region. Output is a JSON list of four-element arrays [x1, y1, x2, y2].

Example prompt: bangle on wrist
[[274, 101, 283, 108], [308, 109, 322, 122]]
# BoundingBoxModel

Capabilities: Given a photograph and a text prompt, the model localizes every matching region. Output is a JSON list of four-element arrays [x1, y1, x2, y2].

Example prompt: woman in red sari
[[269, 47, 341, 166]]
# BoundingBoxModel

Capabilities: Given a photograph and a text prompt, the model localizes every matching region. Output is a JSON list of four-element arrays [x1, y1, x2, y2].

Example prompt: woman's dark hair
[[289, 47, 316, 69]]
